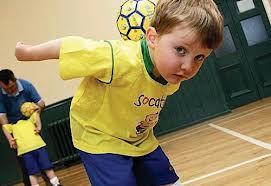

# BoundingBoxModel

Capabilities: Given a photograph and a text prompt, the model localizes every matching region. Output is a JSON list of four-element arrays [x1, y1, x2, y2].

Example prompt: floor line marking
[[209, 123, 271, 150], [182, 153, 271, 185]]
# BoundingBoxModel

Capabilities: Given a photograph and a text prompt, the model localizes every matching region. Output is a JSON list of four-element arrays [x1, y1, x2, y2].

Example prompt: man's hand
[[35, 100, 45, 113], [33, 103, 42, 113], [8, 137, 17, 149]]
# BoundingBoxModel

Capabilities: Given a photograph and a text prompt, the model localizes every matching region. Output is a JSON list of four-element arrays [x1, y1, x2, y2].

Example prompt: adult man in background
[[0, 69, 48, 186]]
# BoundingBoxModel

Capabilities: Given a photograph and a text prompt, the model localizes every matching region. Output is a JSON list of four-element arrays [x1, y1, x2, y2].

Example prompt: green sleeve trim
[[102, 40, 114, 84]]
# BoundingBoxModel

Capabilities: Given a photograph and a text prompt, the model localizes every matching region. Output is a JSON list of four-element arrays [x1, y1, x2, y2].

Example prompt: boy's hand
[[34, 127, 41, 134], [15, 42, 25, 60], [35, 127, 41, 134], [15, 42, 31, 61], [8, 138, 17, 149]]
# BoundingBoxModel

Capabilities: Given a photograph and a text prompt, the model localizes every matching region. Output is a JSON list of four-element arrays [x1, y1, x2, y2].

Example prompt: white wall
[[1, 0, 271, 105], [0, 0, 123, 104]]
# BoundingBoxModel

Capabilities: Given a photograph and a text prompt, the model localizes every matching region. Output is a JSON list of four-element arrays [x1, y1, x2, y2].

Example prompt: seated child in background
[[3, 102, 60, 186]]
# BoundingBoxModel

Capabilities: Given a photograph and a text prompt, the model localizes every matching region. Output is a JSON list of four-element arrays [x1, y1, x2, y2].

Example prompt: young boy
[[14, 0, 224, 185], [3, 102, 60, 186]]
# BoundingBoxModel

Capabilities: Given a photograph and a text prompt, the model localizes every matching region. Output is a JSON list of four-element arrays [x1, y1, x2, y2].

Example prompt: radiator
[[46, 117, 78, 164]]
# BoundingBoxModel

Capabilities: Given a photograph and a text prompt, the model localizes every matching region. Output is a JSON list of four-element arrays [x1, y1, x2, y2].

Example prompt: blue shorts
[[22, 147, 53, 175], [78, 146, 179, 186]]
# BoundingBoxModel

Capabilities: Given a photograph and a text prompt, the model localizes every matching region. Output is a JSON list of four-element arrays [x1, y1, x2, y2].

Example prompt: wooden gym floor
[[15, 97, 271, 186]]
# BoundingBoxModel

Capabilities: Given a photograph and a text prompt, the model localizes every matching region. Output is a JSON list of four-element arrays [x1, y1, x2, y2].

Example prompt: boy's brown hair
[[150, 0, 224, 49]]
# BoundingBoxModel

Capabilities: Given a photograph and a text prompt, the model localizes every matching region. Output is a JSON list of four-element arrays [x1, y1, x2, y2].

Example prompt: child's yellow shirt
[[59, 37, 180, 156], [3, 113, 46, 156]]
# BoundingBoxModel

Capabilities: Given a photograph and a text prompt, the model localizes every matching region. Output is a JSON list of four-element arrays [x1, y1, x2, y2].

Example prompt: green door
[[214, 0, 271, 108]]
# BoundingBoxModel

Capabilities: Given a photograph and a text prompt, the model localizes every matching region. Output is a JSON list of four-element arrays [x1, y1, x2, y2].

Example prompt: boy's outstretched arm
[[15, 39, 61, 61]]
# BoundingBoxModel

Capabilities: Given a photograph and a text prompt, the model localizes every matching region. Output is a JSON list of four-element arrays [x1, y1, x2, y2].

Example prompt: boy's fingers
[[34, 128, 41, 134], [12, 144, 17, 149], [16, 42, 23, 47], [10, 139, 17, 149]]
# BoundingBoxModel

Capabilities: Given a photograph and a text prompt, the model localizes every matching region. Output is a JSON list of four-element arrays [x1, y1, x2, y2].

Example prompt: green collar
[[140, 39, 167, 85]]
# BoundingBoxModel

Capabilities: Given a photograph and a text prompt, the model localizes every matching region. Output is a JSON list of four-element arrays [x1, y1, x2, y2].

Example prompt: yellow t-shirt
[[59, 36, 180, 156], [3, 113, 46, 156]]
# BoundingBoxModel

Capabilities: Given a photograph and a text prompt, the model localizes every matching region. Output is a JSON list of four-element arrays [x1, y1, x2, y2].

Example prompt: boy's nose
[[180, 58, 194, 73]]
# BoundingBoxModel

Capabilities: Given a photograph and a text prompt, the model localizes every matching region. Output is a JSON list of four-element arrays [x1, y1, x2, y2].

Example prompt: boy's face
[[146, 25, 213, 84]]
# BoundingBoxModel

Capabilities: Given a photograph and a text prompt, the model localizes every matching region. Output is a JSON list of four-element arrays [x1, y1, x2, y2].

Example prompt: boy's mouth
[[175, 74, 188, 81]]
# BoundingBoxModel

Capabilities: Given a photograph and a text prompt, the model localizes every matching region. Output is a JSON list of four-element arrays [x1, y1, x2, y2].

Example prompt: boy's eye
[[175, 47, 186, 55], [195, 55, 205, 63]]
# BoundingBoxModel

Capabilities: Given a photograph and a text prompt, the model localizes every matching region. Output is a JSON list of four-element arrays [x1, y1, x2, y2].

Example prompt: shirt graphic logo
[[136, 112, 159, 135]]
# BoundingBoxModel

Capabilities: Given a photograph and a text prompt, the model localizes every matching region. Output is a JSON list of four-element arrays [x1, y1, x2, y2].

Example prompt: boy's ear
[[145, 27, 157, 48]]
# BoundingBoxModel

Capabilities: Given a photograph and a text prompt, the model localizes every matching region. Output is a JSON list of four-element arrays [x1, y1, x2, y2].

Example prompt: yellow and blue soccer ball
[[116, 0, 156, 41], [20, 102, 37, 117]]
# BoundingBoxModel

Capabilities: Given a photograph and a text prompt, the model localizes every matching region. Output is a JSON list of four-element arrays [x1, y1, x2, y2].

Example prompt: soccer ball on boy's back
[[20, 102, 37, 117], [116, 0, 156, 41]]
